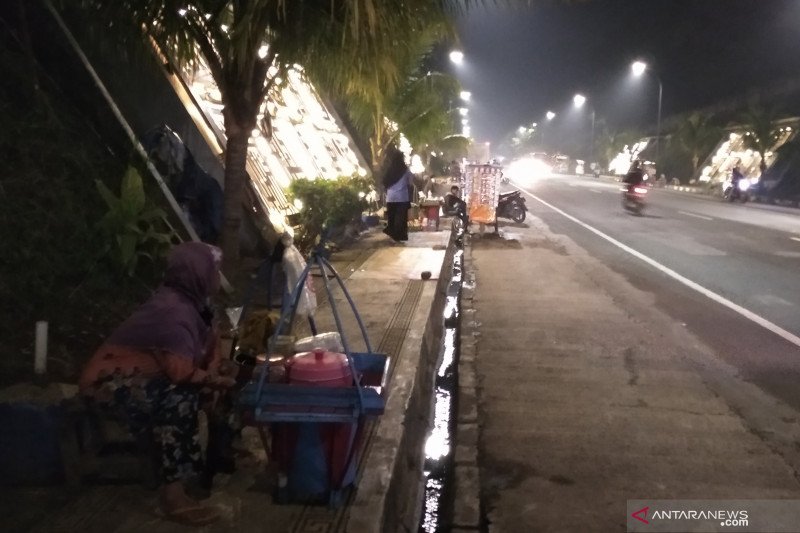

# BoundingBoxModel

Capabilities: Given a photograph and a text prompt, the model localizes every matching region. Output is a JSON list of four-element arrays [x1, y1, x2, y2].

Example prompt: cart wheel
[[328, 489, 344, 508]]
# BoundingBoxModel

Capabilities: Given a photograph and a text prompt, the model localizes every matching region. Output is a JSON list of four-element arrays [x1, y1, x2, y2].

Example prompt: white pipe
[[34, 321, 48, 375]]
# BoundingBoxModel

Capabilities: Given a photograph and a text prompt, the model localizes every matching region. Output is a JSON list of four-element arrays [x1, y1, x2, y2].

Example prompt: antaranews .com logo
[[630, 505, 749, 528], [627, 499, 800, 532]]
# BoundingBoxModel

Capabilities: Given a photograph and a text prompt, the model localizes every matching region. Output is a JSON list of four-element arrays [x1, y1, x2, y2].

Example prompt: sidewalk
[[3, 226, 455, 533], [463, 216, 800, 531]]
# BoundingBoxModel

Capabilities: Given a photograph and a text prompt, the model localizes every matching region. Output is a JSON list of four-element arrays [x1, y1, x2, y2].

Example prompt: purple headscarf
[[106, 242, 221, 362]]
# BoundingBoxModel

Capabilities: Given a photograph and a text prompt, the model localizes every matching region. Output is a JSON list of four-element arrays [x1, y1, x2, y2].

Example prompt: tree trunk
[[220, 127, 250, 273]]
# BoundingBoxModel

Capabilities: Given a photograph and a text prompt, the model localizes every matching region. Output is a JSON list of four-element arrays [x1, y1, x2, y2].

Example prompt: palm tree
[[739, 105, 781, 175], [315, 17, 458, 169], [677, 112, 721, 176], [77, 0, 465, 270], [344, 70, 462, 168], [593, 125, 639, 171]]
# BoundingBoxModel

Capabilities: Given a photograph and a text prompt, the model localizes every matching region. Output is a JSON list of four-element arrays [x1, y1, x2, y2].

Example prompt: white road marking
[[791, 237, 800, 243], [649, 234, 726, 256], [589, 189, 602, 194], [679, 211, 713, 221], [753, 294, 795, 307], [774, 251, 800, 258], [523, 190, 800, 349]]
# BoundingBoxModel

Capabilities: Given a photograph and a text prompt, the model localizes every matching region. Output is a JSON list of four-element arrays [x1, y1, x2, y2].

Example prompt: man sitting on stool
[[443, 185, 468, 226]]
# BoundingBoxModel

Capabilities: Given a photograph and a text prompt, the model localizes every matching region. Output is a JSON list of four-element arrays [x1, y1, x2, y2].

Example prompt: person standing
[[382, 149, 413, 242]]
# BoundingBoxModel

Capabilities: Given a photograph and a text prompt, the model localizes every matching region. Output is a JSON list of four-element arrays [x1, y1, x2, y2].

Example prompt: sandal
[[158, 505, 221, 526]]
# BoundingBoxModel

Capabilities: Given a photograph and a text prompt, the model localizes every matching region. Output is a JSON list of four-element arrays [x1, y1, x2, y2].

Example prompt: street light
[[541, 112, 556, 149], [460, 91, 471, 102], [631, 60, 663, 171], [459, 107, 468, 116], [573, 94, 596, 165], [449, 50, 464, 65]]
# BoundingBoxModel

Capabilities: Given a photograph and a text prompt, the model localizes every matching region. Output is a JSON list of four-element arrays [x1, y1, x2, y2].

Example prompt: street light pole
[[590, 109, 596, 167], [656, 78, 663, 175], [573, 94, 595, 164], [632, 60, 663, 174], [543, 111, 555, 151]]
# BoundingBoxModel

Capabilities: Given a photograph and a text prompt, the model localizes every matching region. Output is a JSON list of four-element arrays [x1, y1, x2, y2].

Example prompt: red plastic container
[[286, 348, 353, 387]]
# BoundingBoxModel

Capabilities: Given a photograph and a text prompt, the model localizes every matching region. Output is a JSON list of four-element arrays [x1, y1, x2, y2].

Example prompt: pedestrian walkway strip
[[523, 189, 800, 350], [290, 280, 424, 533]]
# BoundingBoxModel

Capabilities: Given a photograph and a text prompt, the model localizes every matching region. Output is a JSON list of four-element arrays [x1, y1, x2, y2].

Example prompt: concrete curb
[[452, 235, 482, 531], [345, 231, 458, 533]]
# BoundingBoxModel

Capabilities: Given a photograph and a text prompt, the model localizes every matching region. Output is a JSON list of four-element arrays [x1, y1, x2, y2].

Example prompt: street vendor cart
[[235, 242, 388, 507], [461, 163, 503, 231]]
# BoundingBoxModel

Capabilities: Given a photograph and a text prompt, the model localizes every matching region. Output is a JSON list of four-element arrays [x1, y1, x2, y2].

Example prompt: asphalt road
[[505, 173, 800, 410]]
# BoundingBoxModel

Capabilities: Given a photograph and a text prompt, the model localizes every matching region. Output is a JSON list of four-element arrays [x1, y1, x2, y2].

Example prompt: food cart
[[235, 243, 388, 507], [461, 163, 503, 230]]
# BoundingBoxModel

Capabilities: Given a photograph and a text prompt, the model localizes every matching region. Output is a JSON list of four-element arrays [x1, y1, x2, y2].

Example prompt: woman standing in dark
[[382, 149, 414, 242]]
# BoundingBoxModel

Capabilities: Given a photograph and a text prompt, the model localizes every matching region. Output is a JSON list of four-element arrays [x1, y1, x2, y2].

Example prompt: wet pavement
[[467, 214, 800, 532]]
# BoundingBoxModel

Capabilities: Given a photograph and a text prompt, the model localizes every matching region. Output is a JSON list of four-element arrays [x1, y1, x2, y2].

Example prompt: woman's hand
[[217, 359, 239, 378], [204, 373, 237, 389]]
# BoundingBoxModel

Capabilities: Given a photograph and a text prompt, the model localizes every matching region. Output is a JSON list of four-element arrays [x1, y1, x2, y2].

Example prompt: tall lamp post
[[541, 110, 556, 149], [631, 60, 663, 172], [573, 94, 596, 165]]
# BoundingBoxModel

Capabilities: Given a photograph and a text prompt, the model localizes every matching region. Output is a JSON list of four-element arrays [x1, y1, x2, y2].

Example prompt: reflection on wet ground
[[419, 233, 464, 532]]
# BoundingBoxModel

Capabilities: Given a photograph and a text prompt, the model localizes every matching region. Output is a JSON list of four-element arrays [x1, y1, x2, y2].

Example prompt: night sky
[[455, 0, 800, 147]]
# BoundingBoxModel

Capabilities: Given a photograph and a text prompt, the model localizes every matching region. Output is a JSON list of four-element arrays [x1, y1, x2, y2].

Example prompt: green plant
[[0, 33, 159, 384], [95, 166, 176, 275], [288, 175, 370, 254]]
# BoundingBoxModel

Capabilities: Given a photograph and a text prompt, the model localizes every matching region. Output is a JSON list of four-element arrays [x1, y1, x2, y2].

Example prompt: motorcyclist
[[622, 160, 645, 187], [729, 163, 744, 200]]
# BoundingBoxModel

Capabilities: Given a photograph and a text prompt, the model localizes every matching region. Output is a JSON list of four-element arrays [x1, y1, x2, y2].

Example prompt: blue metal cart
[[237, 244, 389, 506]]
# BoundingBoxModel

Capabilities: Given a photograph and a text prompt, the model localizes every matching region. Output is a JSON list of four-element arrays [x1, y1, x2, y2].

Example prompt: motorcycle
[[621, 184, 647, 215], [722, 178, 750, 203], [497, 190, 527, 223]]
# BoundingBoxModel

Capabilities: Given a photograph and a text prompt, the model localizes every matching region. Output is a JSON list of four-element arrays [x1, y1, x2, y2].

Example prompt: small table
[[419, 200, 442, 231]]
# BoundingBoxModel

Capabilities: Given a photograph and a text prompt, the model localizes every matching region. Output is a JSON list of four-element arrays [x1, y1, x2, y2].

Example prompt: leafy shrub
[[95, 166, 177, 276], [288, 175, 371, 254]]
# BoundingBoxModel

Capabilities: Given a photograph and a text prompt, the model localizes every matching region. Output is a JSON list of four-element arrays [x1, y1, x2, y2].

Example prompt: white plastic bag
[[225, 306, 244, 328], [282, 244, 317, 317]]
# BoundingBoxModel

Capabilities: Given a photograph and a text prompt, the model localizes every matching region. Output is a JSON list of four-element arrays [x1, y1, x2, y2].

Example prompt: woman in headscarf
[[382, 148, 414, 242], [79, 242, 235, 526]]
